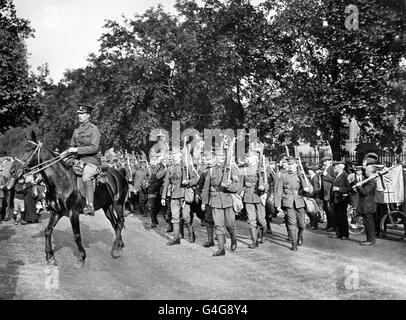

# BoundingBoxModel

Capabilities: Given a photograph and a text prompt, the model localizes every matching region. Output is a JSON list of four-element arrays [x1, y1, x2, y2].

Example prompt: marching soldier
[[61, 103, 101, 216], [275, 157, 311, 251], [201, 149, 240, 256], [161, 150, 198, 245], [274, 155, 291, 241], [240, 151, 269, 248], [195, 152, 216, 248], [265, 160, 277, 234]]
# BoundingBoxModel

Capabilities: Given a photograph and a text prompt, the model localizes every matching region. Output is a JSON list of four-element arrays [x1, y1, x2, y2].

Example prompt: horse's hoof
[[111, 248, 121, 259], [47, 257, 57, 266], [74, 259, 85, 269]]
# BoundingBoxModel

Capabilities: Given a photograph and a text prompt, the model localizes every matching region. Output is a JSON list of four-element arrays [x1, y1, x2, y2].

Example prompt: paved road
[[1, 210, 406, 300]]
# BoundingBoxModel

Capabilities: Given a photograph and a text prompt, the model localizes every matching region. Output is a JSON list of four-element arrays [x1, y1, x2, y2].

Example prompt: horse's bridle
[[13, 140, 68, 179]]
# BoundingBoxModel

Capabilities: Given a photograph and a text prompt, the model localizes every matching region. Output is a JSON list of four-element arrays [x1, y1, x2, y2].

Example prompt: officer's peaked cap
[[77, 103, 94, 114]]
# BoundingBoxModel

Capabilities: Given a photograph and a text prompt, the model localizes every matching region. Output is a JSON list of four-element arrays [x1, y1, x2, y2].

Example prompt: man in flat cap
[[62, 103, 100, 216], [363, 153, 379, 166], [330, 161, 352, 240]]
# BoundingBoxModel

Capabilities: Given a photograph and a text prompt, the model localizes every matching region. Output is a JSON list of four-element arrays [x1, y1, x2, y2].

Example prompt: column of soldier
[[100, 140, 385, 256]]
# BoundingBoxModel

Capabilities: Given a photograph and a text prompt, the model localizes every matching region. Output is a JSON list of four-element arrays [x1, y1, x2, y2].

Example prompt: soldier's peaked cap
[[321, 156, 333, 162], [333, 160, 345, 166], [287, 156, 298, 163], [77, 103, 94, 114]]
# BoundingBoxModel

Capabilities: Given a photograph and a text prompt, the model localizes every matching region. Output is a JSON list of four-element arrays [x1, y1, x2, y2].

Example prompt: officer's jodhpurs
[[82, 163, 98, 182]]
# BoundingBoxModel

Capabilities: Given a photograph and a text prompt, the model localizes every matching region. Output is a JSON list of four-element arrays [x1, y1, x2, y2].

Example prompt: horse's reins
[[14, 140, 71, 178]]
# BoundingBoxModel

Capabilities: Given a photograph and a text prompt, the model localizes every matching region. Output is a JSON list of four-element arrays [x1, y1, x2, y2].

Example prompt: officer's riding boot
[[213, 234, 225, 256], [297, 228, 304, 246], [259, 226, 267, 244], [248, 228, 259, 249], [290, 230, 298, 251], [83, 181, 95, 216], [186, 222, 196, 243], [203, 225, 215, 247], [228, 227, 237, 251], [167, 223, 181, 245]]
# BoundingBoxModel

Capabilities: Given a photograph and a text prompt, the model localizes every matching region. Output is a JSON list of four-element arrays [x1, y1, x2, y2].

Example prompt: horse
[[8, 132, 128, 266]]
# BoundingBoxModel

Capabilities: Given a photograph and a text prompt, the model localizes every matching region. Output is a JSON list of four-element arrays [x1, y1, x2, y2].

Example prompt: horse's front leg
[[70, 210, 86, 267], [105, 204, 124, 259], [45, 211, 62, 265]]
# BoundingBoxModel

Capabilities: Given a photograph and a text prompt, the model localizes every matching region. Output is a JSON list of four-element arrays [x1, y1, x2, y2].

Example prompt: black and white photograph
[[0, 0, 406, 305]]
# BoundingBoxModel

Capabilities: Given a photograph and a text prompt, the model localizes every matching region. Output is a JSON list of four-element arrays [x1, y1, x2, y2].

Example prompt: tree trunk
[[330, 113, 342, 161]]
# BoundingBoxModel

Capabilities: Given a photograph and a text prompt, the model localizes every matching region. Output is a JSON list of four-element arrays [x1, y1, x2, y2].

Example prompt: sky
[[14, 0, 180, 82]]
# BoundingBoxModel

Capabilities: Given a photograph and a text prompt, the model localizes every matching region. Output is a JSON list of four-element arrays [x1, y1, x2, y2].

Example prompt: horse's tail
[[119, 167, 126, 178], [106, 168, 128, 229]]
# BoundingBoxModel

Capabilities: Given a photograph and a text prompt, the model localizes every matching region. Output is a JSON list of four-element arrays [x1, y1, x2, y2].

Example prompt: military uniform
[[274, 170, 307, 251], [241, 165, 269, 248], [70, 105, 101, 215], [195, 167, 215, 247], [162, 162, 198, 244], [202, 163, 240, 256]]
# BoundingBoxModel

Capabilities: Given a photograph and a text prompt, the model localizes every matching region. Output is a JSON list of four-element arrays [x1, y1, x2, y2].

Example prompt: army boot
[[203, 225, 215, 247], [297, 228, 304, 246], [228, 227, 237, 251], [186, 222, 196, 243], [167, 223, 181, 245], [248, 228, 259, 249], [213, 234, 225, 256], [258, 226, 267, 244], [290, 230, 298, 251], [180, 220, 185, 239]]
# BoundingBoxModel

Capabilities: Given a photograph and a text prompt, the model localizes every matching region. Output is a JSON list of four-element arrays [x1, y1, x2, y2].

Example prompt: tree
[[266, 0, 406, 158], [0, 0, 40, 132]]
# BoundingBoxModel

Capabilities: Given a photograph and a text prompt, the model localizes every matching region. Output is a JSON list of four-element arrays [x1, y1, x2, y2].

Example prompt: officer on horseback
[[61, 103, 101, 216]]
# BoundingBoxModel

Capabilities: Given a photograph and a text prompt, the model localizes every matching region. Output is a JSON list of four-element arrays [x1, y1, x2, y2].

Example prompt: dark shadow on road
[[0, 260, 24, 300], [0, 225, 16, 242], [31, 223, 114, 256]]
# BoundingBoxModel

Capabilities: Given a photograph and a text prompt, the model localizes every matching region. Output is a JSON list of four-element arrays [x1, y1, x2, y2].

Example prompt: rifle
[[257, 143, 267, 186], [294, 146, 313, 193], [220, 137, 236, 187], [183, 136, 189, 180], [352, 165, 399, 190]]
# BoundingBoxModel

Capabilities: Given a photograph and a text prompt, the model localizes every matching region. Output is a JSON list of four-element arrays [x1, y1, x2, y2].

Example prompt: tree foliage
[[20, 0, 406, 158], [0, 0, 40, 132]]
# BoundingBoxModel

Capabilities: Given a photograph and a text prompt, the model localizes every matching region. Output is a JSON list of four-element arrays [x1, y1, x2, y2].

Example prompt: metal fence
[[298, 152, 406, 166]]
